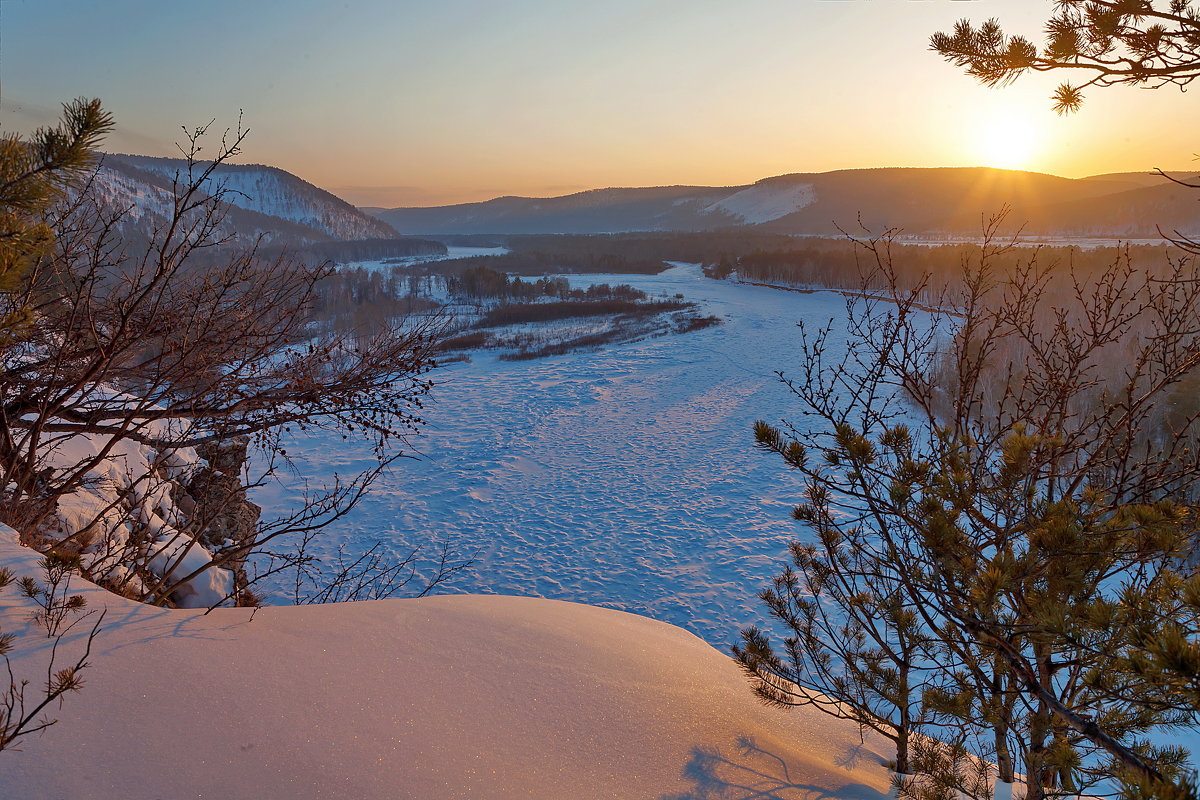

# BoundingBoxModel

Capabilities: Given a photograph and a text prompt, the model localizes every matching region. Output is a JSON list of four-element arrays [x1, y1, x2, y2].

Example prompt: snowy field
[[254, 262, 853, 648]]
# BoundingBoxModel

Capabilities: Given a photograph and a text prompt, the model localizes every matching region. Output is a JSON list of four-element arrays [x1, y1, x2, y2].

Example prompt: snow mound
[[706, 182, 816, 224], [0, 529, 892, 799]]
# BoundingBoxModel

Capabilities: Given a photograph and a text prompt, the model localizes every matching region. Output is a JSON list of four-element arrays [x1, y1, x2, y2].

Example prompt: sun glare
[[977, 111, 1041, 171]]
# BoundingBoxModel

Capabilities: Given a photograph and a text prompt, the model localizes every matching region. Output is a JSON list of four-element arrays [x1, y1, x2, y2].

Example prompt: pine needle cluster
[[930, 1, 1200, 112]]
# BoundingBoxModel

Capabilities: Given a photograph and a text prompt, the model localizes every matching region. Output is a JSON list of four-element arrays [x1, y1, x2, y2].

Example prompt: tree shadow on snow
[[80, 603, 260, 657], [660, 735, 891, 800]]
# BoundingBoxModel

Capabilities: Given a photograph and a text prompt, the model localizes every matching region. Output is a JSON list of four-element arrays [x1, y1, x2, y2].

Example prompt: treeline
[[173, 236, 447, 270], [501, 232, 806, 265], [434, 250, 664, 277], [446, 265, 645, 302], [733, 239, 862, 286], [423, 231, 819, 276], [310, 264, 440, 337], [735, 239, 1180, 302]]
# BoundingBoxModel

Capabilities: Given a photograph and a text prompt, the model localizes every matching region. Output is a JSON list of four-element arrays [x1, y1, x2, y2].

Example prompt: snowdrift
[[0, 529, 892, 800]]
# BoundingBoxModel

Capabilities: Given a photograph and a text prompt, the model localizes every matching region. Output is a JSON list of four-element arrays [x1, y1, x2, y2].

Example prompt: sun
[[977, 111, 1042, 171]]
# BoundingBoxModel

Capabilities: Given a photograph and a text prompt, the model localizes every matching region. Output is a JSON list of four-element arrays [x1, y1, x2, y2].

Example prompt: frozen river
[[255, 263, 860, 648]]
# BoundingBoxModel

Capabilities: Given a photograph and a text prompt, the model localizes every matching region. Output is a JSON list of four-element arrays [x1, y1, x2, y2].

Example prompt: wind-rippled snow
[[253, 263, 856, 647]]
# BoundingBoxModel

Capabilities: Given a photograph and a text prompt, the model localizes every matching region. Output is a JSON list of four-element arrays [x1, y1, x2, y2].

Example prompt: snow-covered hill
[[91, 157, 339, 249], [105, 153, 400, 241], [0, 526, 892, 799]]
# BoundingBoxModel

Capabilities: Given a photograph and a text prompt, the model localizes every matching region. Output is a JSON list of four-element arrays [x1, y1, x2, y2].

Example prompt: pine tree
[[0, 98, 112, 338], [733, 429, 934, 775], [742, 220, 1200, 798]]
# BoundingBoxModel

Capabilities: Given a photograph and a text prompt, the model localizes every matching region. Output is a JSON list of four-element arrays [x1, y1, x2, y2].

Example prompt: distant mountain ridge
[[366, 167, 1200, 238], [87, 154, 445, 262], [105, 153, 399, 241]]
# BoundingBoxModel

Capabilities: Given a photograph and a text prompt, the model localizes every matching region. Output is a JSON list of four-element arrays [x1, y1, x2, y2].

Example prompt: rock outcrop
[[184, 437, 262, 603]]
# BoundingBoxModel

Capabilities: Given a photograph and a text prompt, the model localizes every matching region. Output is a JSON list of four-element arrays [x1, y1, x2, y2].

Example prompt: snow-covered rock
[[30, 425, 234, 609], [13, 388, 241, 609]]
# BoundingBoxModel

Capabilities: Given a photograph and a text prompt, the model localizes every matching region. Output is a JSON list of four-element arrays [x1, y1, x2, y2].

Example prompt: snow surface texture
[[705, 182, 817, 224], [0, 526, 893, 799], [253, 263, 853, 647]]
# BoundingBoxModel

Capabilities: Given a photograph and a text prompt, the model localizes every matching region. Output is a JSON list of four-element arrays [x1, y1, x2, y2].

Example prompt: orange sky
[[2, 0, 1197, 207]]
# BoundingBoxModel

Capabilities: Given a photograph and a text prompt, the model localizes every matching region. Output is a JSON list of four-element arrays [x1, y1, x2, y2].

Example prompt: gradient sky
[[2, 0, 1197, 207]]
